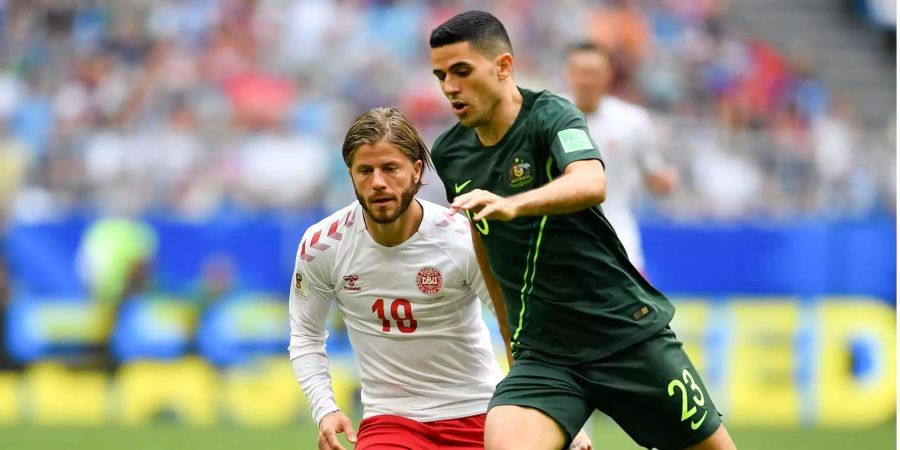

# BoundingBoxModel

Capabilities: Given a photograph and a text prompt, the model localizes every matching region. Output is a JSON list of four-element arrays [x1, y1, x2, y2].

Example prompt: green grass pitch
[[0, 419, 893, 450]]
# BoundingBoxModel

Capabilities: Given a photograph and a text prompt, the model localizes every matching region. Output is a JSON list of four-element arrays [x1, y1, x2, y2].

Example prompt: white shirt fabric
[[585, 96, 664, 270], [288, 199, 503, 425]]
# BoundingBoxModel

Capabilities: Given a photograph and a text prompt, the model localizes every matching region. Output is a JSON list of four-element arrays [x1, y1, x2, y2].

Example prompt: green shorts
[[488, 326, 722, 450]]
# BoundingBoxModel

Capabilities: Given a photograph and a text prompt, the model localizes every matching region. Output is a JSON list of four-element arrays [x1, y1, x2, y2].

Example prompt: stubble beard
[[356, 179, 418, 225], [459, 92, 502, 129]]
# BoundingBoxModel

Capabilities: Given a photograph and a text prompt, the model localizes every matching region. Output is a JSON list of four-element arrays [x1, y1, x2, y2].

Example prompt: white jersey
[[288, 199, 503, 425], [586, 96, 664, 269]]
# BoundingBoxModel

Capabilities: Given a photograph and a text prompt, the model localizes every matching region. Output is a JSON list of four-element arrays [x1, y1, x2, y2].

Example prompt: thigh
[[588, 327, 722, 450], [356, 415, 436, 450], [487, 358, 593, 449], [485, 406, 568, 450], [428, 413, 485, 450]]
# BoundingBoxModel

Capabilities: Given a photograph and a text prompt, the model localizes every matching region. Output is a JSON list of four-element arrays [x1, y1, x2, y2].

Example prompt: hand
[[317, 411, 357, 450], [450, 189, 518, 222], [645, 167, 679, 195], [570, 429, 593, 450]]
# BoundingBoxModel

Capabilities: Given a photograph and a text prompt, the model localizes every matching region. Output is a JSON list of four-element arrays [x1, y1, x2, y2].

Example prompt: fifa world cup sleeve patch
[[557, 128, 594, 153], [294, 271, 309, 300]]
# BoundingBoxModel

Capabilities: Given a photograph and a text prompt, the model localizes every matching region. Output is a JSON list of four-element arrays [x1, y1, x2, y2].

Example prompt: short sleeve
[[539, 95, 603, 173]]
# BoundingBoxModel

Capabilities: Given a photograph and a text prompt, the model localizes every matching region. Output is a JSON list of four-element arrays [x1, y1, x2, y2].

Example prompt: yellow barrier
[[816, 298, 896, 426], [0, 372, 19, 425], [221, 358, 305, 427], [728, 299, 801, 426], [116, 357, 218, 426], [668, 298, 711, 375], [5, 297, 895, 427], [26, 362, 109, 425]]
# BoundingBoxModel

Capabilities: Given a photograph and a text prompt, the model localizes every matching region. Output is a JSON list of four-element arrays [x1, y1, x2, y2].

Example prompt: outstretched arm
[[450, 159, 606, 222]]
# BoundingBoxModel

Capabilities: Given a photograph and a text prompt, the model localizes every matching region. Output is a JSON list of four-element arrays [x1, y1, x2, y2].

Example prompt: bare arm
[[507, 159, 606, 217], [635, 110, 678, 196], [644, 168, 679, 195], [451, 159, 606, 222], [471, 225, 513, 366]]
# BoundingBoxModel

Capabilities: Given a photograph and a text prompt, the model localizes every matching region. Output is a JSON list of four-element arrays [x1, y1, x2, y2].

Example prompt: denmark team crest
[[416, 267, 443, 295]]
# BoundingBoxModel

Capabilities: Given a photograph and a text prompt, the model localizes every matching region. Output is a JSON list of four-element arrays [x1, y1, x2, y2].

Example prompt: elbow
[[596, 187, 606, 204], [579, 181, 604, 207], [591, 162, 607, 205], [566, 160, 606, 206], [589, 175, 606, 205]]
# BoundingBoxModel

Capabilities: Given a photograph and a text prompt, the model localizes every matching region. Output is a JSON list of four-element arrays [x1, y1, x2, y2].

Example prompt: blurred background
[[0, 0, 895, 449]]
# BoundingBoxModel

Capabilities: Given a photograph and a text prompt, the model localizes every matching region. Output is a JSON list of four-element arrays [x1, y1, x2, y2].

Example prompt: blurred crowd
[[0, 0, 895, 225], [850, 0, 896, 53]]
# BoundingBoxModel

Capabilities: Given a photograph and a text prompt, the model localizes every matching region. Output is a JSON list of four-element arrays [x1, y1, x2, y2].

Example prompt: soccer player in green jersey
[[428, 10, 737, 450]]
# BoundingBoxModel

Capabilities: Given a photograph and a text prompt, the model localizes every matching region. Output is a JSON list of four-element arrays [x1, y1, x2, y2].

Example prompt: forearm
[[509, 161, 605, 217], [472, 228, 513, 365], [288, 274, 339, 426], [485, 276, 514, 365], [291, 352, 340, 425]]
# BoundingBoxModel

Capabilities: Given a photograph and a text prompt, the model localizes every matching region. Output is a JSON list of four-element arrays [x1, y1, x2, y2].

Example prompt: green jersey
[[432, 87, 675, 364]]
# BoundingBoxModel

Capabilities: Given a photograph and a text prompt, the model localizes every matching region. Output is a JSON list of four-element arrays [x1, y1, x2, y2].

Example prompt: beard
[[355, 179, 418, 225]]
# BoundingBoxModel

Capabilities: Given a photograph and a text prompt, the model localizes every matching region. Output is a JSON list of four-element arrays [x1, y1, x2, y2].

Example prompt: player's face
[[431, 42, 504, 128], [565, 50, 611, 109], [349, 141, 423, 224]]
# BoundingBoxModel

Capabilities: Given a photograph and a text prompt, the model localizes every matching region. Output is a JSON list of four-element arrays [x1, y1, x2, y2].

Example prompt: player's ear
[[496, 53, 513, 81], [413, 159, 423, 184], [347, 163, 358, 186]]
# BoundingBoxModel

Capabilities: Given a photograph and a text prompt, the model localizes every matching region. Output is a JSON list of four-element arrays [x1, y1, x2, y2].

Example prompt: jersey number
[[371, 298, 418, 333], [667, 368, 708, 430]]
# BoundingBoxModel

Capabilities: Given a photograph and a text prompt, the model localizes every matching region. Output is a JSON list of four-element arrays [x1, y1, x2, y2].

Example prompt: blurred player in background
[[288, 107, 592, 450], [565, 41, 678, 272], [429, 10, 735, 450]]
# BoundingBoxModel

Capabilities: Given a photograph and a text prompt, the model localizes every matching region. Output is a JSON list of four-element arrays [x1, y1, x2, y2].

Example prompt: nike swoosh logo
[[454, 179, 473, 193], [690, 410, 708, 430]]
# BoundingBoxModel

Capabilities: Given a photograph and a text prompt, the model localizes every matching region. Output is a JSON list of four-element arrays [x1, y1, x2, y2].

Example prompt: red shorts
[[355, 413, 486, 450]]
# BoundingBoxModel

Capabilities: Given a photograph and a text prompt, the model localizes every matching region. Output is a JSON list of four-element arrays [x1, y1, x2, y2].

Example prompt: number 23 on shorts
[[667, 368, 707, 430]]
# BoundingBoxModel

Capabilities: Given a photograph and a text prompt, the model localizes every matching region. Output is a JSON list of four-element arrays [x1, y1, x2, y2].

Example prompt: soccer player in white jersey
[[288, 107, 592, 450], [565, 41, 679, 271]]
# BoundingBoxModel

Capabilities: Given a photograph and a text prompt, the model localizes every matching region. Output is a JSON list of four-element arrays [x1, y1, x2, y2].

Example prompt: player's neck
[[363, 199, 424, 247], [475, 84, 523, 147], [578, 97, 601, 116], [577, 93, 606, 116]]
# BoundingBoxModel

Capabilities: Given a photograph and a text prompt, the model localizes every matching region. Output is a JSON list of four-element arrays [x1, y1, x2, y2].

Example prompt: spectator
[[812, 98, 858, 214], [76, 214, 158, 308], [0, 0, 890, 221]]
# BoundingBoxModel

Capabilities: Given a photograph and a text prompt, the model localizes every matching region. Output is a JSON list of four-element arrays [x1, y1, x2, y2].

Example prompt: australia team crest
[[508, 156, 534, 188]]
